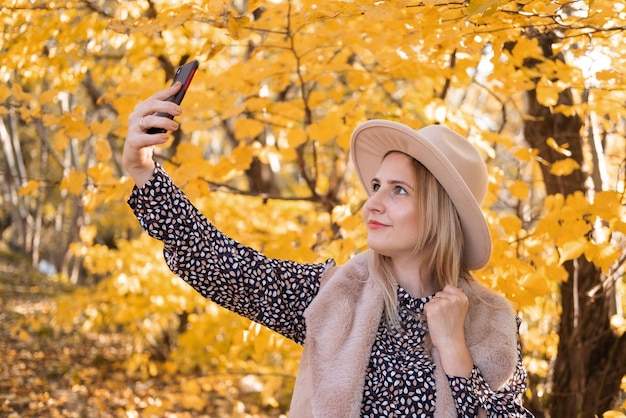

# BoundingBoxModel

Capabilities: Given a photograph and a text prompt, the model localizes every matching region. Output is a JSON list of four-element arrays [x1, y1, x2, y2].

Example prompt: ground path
[[0, 250, 283, 417]]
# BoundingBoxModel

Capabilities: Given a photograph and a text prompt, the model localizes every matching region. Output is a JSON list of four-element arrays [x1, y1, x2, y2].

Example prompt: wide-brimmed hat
[[350, 119, 491, 270]]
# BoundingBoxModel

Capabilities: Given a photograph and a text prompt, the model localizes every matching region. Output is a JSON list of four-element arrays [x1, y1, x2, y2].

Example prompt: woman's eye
[[371, 182, 380, 192], [395, 186, 407, 195]]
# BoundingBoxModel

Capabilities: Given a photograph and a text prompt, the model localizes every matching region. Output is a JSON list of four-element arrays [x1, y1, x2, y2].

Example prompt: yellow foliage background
[[1, 0, 626, 416]]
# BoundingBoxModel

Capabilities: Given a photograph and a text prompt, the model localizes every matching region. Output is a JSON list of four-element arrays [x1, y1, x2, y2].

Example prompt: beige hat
[[350, 120, 491, 270]]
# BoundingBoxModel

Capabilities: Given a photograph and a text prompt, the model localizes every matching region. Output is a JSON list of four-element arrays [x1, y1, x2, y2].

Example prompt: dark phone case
[[147, 60, 199, 134]]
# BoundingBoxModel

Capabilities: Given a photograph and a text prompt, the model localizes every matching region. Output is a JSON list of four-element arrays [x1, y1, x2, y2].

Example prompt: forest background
[[1, 0, 626, 417]]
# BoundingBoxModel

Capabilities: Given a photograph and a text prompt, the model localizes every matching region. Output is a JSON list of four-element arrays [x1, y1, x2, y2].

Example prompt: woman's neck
[[392, 257, 437, 298]]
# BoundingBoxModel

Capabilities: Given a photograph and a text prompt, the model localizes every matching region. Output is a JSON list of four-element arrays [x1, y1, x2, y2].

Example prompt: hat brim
[[350, 120, 491, 270]]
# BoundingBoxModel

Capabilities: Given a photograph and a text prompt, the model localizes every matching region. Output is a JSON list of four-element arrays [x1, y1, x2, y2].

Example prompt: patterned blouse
[[129, 165, 533, 417]]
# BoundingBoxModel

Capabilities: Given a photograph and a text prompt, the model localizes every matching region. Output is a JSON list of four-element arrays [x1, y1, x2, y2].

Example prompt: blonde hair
[[369, 154, 470, 326]]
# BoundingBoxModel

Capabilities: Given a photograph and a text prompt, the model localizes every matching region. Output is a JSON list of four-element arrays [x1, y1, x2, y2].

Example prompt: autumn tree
[[1, 0, 625, 416]]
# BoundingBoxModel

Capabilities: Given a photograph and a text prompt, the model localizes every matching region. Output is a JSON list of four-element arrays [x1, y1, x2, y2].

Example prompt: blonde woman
[[124, 83, 533, 417]]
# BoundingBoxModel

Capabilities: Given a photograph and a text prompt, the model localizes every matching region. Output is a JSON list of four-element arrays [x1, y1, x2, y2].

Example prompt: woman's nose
[[364, 191, 384, 213]]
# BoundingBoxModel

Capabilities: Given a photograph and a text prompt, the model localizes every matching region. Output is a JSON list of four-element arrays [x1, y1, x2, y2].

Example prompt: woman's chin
[[366, 241, 392, 257]]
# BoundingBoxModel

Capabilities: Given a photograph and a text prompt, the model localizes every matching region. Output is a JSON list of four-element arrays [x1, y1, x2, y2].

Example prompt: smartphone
[[147, 60, 199, 134]]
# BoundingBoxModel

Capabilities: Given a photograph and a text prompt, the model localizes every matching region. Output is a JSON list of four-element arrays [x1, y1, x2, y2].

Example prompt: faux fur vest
[[289, 251, 519, 417]]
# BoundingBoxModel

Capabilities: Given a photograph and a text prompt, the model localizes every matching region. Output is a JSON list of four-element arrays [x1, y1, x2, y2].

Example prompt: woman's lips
[[368, 220, 387, 230]]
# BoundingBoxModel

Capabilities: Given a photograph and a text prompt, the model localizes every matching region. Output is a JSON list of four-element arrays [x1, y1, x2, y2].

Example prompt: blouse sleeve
[[447, 343, 534, 417], [127, 164, 333, 345]]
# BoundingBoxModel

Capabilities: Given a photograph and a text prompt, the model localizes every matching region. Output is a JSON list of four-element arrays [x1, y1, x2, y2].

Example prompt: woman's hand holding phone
[[123, 83, 183, 188], [146, 60, 198, 134], [123, 60, 199, 187]]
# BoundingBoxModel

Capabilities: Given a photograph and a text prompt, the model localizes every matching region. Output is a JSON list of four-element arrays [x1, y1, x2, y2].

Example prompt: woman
[[124, 83, 533, 417]]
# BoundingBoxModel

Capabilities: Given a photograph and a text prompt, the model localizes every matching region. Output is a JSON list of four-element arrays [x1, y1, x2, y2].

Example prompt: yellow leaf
[[559, 205, 581, 223], [203, 42, 225, 59], [545, 193, 565, 212], [337, 128, 352, 151], [60, 107, 91, 140], [536, 78, 559, 107], [584, 241, 619, 274], [534, 218, 557, 239], [509, 37, 542, 68], [65, 121, 91, 141], [519, 272, 552, 297], [94, 138, 112, 162], [287, 126, 308, 148], [90, 119, 114, 137], [307, 114, 342, 144], [12, 83, 33, 102], [612, 220, 626, 235], [554, 104, 580, 117], [499, 214, 522, 235], [0, 84, 10, 102], [229, 145, 255, 171], [39, 89, 58, 106], [226, 12, 250, 40], [234, 118, 264, 140], [556, 219, 590, 247], [591, 191, 622, 221], [467, 0, 499, 17], [19, 107, 41, 123], [42, 113, 60, 127], [245, 97, 271, 113], [54, 130, 70, 152], [88, 163, 114, 185], [509, 180, 529, 200], [550, 158, 580, 176], [565, 191, 590, 217], [514, 147, 538, 162], [558, 238, 586, 265], [60, 169, 86, 195], [80, 189, 102, 212], [317, 73, 336, 89], [19, 179, 43, 196], [541, 263, 568, 283], [174, 143, 206, 164], [595, 70, 619, 81]]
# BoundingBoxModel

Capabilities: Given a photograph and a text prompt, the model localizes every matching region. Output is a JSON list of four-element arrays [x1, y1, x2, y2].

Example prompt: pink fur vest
[[289, 251, 519, 417]]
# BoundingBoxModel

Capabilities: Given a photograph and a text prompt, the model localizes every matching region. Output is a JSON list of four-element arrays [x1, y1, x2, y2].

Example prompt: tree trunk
[[0, 111, 32, 254], [523, 65, 626, 418]]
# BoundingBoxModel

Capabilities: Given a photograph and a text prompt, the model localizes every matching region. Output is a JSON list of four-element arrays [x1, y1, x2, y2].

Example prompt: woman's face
[[362, 152, 420, 260]]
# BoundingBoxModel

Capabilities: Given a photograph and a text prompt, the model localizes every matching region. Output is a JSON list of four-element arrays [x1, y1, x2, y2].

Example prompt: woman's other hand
[[123, 82, 183, 187], [425, 284, 473, 378]]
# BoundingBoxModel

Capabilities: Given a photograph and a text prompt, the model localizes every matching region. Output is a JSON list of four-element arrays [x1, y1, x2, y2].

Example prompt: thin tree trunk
[[30, 131, 47, 268]]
